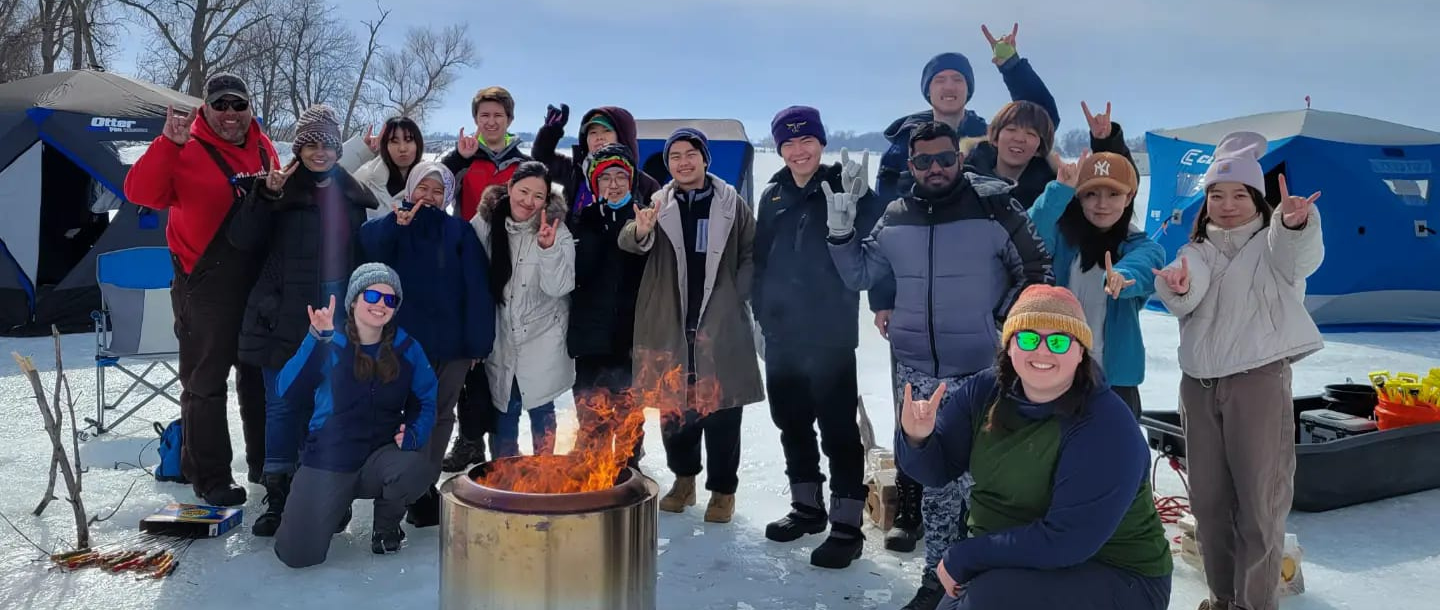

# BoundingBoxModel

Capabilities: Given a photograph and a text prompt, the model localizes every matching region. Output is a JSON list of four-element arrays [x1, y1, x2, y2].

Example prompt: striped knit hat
[[587, 143, 636, 197], [1001, 285, 1093, 350], [293, 104, 343, 158]]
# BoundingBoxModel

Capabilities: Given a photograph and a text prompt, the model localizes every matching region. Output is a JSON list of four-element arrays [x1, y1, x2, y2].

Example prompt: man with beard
[[123, 73, 277, 506], [827, 121, 1053, 609]]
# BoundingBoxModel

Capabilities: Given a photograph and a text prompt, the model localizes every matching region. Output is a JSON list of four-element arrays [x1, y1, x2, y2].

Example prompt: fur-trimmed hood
[[477, 183, 569, 226]]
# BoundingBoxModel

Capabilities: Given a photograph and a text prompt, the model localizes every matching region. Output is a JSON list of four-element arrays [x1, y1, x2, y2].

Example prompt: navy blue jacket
[[359, 205, 495, 363], [754, 162, 887, 350], [276, 328, 438, 473]]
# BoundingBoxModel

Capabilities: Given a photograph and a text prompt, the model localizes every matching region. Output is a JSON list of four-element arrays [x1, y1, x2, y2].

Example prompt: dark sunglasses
[[1015, 330, 1074, 354], [361, 289, 400, 308], [210, 98, 249, 112], [910, 151, 958, 171]]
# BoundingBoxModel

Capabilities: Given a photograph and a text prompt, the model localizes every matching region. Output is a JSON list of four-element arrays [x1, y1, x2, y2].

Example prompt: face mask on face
[[605, 192, 633, 209]]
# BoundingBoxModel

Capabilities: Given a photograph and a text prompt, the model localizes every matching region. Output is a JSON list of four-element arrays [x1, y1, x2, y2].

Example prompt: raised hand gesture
[[982, 23, 1019, 66], [265, 160, 299, 194], [544, 103, 570, 129], [536, 209, 561, 249], [1082, 101, 1114, 140], [1153, 256, 1190, 295], [635, 205, 658, 239], [839, 147, 870, 197], [394, 423, 406, 447], [1278, 174, 1319, 229], [308, 294, 336, 332], [457, 128, 480, 159], [1056, 149, 1089, 187], [363, 124, 381, 154], [163, 105, 192, 146], [1103, 251, 1136, 299], [901, 382, 946, 441], [392, 202, 418, 226]]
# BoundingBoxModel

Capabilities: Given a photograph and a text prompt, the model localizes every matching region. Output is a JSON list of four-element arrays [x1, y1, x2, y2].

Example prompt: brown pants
[[1180, 359, 1295, 610]]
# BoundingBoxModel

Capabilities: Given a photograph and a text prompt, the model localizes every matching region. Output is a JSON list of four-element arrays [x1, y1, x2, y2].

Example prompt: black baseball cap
[[203, 72, 250, 104]]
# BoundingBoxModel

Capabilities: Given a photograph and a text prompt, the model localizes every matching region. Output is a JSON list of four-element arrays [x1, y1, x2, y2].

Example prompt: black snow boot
[[885, 475, 924, 552], [371, 527, 406, 554], [442, 436, 486, 473], [811, 497, 866, 569], [406, 486, 441, 528], [251, 473, 291, 537], [765, 482, 828, 542], [900, 569, 946, 610]]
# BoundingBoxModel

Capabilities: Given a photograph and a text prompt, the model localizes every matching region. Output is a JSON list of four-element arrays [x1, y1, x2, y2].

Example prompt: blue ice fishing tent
[[634, 119, 756, 203], [0, 70, 196, 335], [1143, 109, 1440, 328]]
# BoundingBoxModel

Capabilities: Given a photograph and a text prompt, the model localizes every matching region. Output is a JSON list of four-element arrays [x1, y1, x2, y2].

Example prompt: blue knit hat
[[921, 52, 976, 103], [770, 106, 827, 152], [664, 127, 710, 165]]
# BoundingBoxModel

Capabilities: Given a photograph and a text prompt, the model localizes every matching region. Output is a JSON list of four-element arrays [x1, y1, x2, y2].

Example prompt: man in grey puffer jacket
[[826, 120, 1053, 610]]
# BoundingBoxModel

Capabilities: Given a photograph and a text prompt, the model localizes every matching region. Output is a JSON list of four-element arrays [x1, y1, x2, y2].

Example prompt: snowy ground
[[2, 152, 1434, 609]]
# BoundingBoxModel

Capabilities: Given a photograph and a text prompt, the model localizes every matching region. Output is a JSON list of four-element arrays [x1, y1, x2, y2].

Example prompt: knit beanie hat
[[293, 104, 343, 159], [1075, 152, 1139, 197], [587, 143, 636, 196], [664, 127, 710, 165], [1202, 131, 1268, 196], [921, 52, 976, 103], [770, 105, 827, 152], [404, 160, 456, 209], [1001, 285, 1093, 351], [345, 262, 403, 316]]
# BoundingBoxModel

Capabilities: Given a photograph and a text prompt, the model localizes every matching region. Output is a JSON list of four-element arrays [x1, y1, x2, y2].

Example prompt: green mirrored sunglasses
[[1014, 330, 1074, 354]]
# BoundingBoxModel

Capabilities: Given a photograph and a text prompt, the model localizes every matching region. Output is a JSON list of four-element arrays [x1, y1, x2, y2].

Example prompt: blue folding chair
[[88, 247, 181, 434]]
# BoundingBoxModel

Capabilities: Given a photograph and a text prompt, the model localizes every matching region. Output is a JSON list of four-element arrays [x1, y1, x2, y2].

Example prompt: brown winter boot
[[659, 476, 696, 513], [1197, 600, 1229, 610], [704, 493, 736, 523]]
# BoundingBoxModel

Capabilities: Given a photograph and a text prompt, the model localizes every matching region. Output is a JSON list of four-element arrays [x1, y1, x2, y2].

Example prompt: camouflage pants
[[893, 360, 974, 571]]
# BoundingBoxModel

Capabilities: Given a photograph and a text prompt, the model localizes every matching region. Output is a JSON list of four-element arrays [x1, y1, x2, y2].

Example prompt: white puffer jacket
[[338, 138, 397, 220], [471, 185, 576, 412], [1154, 208, 1324, 379]]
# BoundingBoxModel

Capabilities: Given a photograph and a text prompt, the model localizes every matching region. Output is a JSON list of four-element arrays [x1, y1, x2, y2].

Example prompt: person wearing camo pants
[[895, 360, 975, 575]]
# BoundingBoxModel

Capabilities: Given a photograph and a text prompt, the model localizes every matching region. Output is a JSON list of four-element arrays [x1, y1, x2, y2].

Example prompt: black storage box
[[1299, 409, 1378, 443], [1141, 395, 1440, 512]]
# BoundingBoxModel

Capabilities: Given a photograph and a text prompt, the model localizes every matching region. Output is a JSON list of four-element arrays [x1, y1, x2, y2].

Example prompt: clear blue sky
[[114, 0, 1440, 141]]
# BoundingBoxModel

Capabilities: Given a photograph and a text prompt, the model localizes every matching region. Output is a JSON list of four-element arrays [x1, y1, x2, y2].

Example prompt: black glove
[[544, 104, 570, 129]]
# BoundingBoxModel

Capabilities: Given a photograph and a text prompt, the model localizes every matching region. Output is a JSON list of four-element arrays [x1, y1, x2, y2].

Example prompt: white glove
[[822, 181, 857, 238], [840, 147, 870, 199]]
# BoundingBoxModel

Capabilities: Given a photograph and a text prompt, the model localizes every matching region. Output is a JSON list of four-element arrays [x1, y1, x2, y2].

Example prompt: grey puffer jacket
[[828, 172, 1054, 378]]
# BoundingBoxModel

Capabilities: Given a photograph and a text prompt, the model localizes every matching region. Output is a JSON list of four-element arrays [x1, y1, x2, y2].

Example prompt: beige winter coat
[[619, 174, 764, 411], [1154, 208, 1325, 379], [472, 185, 577, 412]]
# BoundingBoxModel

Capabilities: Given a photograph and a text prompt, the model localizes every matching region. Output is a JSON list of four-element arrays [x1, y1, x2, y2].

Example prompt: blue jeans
[[262, 366, 314, 474], [936, 562, 1171, 610], [490, 380, 556, 458]]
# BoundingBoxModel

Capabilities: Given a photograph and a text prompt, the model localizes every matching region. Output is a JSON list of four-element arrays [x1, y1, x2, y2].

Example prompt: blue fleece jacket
[[1027, 181, 1164, 387], [896, 367, 1163, 580], [276, 328, 438, 473]]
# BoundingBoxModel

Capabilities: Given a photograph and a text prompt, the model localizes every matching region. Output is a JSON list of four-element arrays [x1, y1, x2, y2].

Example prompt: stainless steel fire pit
[[439, 456, 659, 610]]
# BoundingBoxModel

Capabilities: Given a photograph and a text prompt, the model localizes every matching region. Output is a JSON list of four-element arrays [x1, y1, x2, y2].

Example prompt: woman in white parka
[[343, 117, 426, 219], [471, 161, 576, 458], [1151, 131, 1323, 610]]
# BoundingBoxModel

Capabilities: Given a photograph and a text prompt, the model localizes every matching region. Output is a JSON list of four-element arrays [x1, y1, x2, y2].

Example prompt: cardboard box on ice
[[1177, 514, 1305, 597], [865, 468, 898, 531], [140, 503, 242, 538]]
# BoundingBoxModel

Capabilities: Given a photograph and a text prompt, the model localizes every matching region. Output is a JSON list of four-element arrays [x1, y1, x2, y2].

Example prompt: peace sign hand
[[982, 23, 1019, 66], [536, 209, 561, 249], [1056, 149, 1089, 187], [1152, 256, 1191, 295], [901, 382, 946, 441], [307, 295, 336, 332], [265, 160, 299, 194], [363, 125, 381, 154], [1278, 174, 1319, 229], [1103, 251, 1136, 299], [457, 128, 480, 159], [163, 105, 192, 146], [1082, 101, 1114, 140], [392, 202, 417, 226]]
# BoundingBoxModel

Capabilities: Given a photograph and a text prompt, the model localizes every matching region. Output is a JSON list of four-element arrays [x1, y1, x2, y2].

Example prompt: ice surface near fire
[[0, 152, 1437, 609]]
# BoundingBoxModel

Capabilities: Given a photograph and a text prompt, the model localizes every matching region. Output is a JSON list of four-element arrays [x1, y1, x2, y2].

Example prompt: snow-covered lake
[[12, 145, 1432, 609]]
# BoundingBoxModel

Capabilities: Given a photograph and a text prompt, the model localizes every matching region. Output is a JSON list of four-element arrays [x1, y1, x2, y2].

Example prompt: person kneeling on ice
[[272, 263, 438, 567], [1152, 132, 1323, 610], [897, 285, 1172, 610]]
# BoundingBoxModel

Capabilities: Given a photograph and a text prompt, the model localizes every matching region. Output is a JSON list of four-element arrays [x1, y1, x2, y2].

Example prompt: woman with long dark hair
[[349, 116, 426, 218], [896, 285, 1172, 610]]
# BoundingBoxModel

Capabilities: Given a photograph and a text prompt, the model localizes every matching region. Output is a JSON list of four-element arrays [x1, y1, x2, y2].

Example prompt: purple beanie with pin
[[770, 105, 827, 152]]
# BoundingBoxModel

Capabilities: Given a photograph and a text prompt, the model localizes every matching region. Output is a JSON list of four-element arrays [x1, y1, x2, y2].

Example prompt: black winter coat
[[754, 163, 886, 350], [567, 199, 648, 360], [228, 169, 378, 369]]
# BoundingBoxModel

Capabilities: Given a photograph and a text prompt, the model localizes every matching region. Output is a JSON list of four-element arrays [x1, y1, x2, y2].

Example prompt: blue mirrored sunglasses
[[361, 289, 399, 308]]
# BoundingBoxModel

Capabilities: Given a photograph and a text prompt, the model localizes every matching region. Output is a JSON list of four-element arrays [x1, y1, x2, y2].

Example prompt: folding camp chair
[[88, 246, 181, 434]]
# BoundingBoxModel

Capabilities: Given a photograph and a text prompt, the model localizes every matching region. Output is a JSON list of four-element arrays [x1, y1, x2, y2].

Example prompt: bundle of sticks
[[47, 533, 196, 579]]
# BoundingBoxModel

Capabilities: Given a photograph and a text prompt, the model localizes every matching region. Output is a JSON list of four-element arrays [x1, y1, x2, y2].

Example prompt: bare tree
[[372, 24, 476, 124], [118, 0, 265, 96], [343, 1, 389, 136], [67, 0, 119, 70], [36, 0, 70, 72], [0, 0, 42, 81]]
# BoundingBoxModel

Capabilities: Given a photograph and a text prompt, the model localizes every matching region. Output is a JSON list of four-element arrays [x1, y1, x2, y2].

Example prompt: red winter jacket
[[123, 116, 278, 273], [439, 136, 529, 221]]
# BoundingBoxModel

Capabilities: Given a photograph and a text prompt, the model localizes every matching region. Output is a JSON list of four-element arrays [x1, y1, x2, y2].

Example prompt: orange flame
[[475, 345, 726, 494]]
